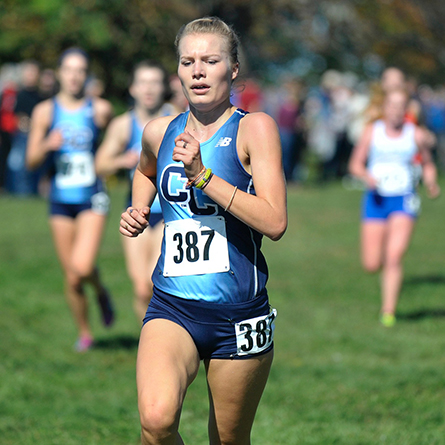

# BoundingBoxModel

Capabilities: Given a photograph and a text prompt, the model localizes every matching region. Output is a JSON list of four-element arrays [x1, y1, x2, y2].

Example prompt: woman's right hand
[[119, 206, 150, 237], [364, 172, 378, 190], [45, 130, 64, 152]]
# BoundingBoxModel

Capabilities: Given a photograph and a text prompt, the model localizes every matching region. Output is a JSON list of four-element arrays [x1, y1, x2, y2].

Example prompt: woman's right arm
[[26, 101, 62, 170], [119, 116, 174, 238], [95, 114, 140, 176], [348, 123, 376, 189]]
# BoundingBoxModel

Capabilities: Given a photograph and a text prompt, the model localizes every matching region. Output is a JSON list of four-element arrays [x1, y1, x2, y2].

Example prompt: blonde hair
[[175, 16, 240, 67]]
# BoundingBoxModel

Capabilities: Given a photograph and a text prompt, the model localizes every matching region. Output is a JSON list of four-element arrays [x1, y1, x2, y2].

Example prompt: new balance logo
[[215, 137, 232, 147]]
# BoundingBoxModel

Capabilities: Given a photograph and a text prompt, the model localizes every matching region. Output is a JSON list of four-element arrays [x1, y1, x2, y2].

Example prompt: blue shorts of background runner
[[362, 190, 420, 220], [50, 192, 110, 218], [143, 287, 274, 360]]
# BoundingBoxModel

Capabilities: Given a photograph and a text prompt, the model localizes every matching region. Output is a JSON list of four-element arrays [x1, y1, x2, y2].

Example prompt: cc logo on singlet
[[159, 164, 218, 216], [56, 121, 94, 150]]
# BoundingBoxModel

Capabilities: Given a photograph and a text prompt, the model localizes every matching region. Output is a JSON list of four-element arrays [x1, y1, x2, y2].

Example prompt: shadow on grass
[[398, 274, 445, 321], [398, 309, 445, 321], [404, 274, 445, 285], [94, 335, 139, 350]]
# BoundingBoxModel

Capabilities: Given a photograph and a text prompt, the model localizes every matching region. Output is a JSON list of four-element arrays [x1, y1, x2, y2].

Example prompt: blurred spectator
[[277, 77, 306, 183], [85, 76, 105, 98], [305, 70, 337, 181], [235, 76, 263, 112], [0, 65, 18, 191], [419, 84, 445, 171], [169, 74, 188, 112], [39, 68, 57, 99], [5, 60, 43, 195]]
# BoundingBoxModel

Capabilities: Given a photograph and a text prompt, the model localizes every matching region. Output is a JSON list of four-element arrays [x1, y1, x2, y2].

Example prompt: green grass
[[1, 179, 445, 444]]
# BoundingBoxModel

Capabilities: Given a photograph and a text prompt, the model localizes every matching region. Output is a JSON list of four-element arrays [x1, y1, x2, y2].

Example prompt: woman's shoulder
[[92, 97, 113, 116], [239, 111, 279, 141], [31, 98, 55, 127], [143, 115, 179, 146]]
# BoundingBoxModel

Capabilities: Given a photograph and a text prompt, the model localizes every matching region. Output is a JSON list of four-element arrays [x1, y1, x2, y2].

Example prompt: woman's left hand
[[426, 182, 440, 199], [172, 131, 204, 180]]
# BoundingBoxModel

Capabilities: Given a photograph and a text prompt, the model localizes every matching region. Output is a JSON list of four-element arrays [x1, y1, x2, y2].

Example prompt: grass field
[[1, 179, 445, 444]]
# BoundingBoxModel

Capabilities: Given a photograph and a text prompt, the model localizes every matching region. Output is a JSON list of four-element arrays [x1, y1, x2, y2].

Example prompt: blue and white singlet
[[152, 108, 269, 304], [126, 110, 161, 215], [367, 120, 418, 196], [49, 98, 104, 204]]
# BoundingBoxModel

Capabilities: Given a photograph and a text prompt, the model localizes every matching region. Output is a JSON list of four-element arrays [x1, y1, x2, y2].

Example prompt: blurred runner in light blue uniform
[[349, 88, 440, 327], [120, 17, 287, 444], [27, 48, 114, 351], [96, 60, 176, 321]]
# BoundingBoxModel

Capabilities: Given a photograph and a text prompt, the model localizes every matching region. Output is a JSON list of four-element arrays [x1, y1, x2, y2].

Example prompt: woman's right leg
[[50, 216, 92, 340], [360, 220, 387, 273], [381, 214, 415, 316], [137, 319, 200, 445]]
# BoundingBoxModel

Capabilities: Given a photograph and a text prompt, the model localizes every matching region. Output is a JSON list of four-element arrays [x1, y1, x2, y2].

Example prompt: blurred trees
[[1, 0, 445, 98]]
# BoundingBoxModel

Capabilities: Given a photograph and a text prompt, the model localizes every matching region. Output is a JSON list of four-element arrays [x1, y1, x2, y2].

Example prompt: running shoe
[[97, 288, 115, 327], [380, 313, 396, 328], [75, 336, 94, 352]]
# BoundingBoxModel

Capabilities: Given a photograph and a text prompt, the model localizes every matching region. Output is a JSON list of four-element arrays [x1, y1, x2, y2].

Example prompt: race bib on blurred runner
[[371, 163, 413, 196], [235, 309, 277, 356], [163, 216, 230, 277], [55, 152, 96, 188]]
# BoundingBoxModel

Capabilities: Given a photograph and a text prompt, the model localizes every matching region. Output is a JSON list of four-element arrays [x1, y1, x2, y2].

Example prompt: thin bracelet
[[224, 186, 238, 212], [186, 166, 206, 189]]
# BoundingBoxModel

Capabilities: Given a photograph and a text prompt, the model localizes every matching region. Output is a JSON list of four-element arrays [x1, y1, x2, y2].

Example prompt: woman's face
[[177, 32, 238, 111], [383, 91, 408, 127], [58, 53, 88, 97], [130, 67, 165, 111]]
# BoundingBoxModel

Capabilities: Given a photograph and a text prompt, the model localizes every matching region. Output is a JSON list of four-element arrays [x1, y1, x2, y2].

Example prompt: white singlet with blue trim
[[368, 120, 418, 196]]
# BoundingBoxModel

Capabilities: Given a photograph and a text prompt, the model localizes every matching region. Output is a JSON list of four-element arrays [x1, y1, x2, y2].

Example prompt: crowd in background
[[1, 60, 444, 197]]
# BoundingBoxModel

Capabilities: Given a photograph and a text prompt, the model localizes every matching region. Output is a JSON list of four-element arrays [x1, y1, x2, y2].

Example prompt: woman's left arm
[[93, 98, 114, 129], [415, 126, 440, 199], [175, 113, 287, 241]]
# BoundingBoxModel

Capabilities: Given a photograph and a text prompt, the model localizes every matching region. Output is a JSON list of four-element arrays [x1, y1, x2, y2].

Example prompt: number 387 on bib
[[163, 216, 230, 277]]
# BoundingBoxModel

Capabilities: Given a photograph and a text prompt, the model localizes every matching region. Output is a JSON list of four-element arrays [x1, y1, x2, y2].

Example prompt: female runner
[[349, 88, 440, 327], [96, 60, 175, 321], [120, 17, 287, 445], [27, 48, 114, 351]]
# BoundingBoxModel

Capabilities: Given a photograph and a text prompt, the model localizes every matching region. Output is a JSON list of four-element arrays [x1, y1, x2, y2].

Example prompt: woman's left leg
[[205, 350, 274, 445], [71, 210, 113, 326], [381, 213, 415, 316]]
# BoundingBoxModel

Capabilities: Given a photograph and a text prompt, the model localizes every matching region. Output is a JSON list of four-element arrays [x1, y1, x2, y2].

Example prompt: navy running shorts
[[143, 287, 276, 360], [362, 190, 420, 220], [50, 192, 110, 218]]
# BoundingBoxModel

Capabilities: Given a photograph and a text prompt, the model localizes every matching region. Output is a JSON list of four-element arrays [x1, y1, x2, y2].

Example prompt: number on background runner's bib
[[163, 216, 230, 277], [55, 152, 96, 188], [235, 308, 277, 356], [371, 162, 412, 196]]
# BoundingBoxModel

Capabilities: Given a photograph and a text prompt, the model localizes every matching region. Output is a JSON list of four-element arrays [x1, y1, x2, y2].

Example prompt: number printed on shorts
[[163, 216, 230, 277], [235, 308, 277, 356]]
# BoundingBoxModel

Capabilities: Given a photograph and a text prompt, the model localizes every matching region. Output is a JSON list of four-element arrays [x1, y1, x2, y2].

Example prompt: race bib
[[371, 163, 412, 196], [55, 152, 96, 188], [235, 308, 277, 356], [163, 216, 230, 277]]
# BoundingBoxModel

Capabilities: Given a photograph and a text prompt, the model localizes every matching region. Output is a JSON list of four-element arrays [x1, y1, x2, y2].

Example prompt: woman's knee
[[139, 397, 179, 441], [362, 258, 380, 273]]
